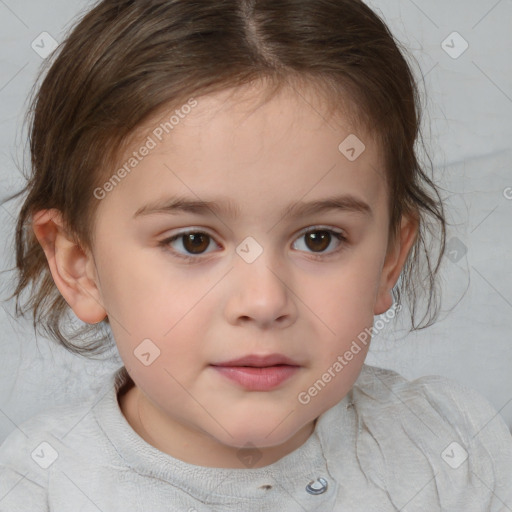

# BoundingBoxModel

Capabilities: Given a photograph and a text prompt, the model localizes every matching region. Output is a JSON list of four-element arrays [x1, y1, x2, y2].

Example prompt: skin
[[33, 80, 417, 469]]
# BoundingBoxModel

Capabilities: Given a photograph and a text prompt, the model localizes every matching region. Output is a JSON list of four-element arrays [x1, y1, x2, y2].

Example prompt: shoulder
[[349, 364, 512, 506], [355, 364, 511, 440], [0, 393, 99, 509]]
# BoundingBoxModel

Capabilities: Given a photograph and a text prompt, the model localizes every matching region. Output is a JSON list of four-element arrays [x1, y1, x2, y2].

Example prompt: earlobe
[[32, 209, 107, 324], [374, 214, 418, 315]]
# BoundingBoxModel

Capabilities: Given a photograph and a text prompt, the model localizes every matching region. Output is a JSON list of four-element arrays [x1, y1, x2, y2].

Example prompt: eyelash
[[159, 226, 348, 264]]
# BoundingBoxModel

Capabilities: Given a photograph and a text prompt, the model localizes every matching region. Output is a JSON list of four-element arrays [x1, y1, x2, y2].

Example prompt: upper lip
[[211, 353, 300, 367]]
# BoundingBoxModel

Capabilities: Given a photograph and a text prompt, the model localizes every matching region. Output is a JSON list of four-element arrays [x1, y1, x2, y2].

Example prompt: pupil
[[306, 231, 330, 252]]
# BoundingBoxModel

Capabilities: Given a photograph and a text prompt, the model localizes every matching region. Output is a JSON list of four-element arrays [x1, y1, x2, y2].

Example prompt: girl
[[1, 0, 511, 510]]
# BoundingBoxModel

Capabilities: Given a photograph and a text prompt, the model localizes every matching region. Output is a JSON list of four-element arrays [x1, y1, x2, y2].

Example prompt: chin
[[210, 419, 305, 451]]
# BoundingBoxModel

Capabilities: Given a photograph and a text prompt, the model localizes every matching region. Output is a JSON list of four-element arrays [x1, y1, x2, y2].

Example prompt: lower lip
[[212, 365, 299, 391]]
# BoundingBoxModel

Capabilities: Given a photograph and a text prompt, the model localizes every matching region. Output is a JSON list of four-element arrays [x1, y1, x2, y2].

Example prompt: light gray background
[[0, 0, 511, 445]]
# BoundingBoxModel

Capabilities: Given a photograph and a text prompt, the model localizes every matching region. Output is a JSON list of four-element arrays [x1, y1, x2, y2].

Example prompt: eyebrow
[[133, 194, 372, 220]]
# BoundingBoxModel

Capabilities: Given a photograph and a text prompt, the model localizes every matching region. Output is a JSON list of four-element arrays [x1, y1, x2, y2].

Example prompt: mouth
[[211, 353, 300, 368], [210, 353, 301, 391]]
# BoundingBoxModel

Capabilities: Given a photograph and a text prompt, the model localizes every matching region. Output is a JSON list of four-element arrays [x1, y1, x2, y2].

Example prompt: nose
[[224, 248, 297, 329]]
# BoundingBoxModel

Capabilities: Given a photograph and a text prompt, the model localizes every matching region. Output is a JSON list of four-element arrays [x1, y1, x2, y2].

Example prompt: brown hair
[[4, 0, 446, 356]]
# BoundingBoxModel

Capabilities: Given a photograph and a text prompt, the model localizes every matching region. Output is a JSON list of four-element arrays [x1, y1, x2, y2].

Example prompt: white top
[[1, 363, 511, 511]]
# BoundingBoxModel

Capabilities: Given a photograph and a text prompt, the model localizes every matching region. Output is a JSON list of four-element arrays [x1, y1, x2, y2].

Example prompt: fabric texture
[[1, 363, 511, 511]]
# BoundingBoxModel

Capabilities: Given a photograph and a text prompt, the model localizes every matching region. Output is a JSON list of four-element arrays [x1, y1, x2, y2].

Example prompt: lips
[[210, 353, 301, 391], [211, 353, 300, 368]]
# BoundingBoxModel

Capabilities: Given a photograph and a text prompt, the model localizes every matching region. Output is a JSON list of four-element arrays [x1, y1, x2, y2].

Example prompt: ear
[[32, 209, 107, 324], [374, 214, 418, 315]]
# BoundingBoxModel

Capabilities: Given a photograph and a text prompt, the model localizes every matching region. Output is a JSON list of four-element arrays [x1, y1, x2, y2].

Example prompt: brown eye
[[160, 230, 218, 261], [181, 232, 210, 254], [304, 230, 331, 252], [293, 227, 347, 258]]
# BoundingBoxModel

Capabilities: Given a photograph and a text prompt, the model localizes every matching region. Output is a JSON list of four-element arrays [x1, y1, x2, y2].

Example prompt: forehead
[[96, 81, 387, 223]]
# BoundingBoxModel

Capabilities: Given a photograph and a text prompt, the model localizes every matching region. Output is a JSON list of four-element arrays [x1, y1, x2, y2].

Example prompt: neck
[[119, 385, 317, 468]]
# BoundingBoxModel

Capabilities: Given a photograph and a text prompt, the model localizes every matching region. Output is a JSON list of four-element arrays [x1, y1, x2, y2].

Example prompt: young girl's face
[[47, 81, 415, 468]]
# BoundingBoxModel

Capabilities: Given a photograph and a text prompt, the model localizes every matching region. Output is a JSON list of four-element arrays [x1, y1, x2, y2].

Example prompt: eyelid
[[160, 227, 217, 242], [295, 224, 345, 238]]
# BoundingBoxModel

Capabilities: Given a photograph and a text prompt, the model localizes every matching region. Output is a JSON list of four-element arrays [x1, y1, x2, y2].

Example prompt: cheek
[[307, 250, 384, 319], [303, 247, 385, 360], [95, 243, 189, 327], [94, 247, 206, 378]]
